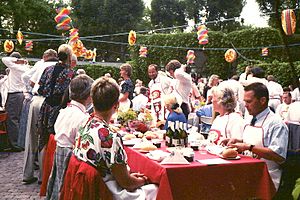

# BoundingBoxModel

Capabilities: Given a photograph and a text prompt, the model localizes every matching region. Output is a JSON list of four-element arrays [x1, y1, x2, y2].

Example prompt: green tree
[[150, 0, 187, 31], [205, 0, 245, 32], [184, 0, 206, 25]]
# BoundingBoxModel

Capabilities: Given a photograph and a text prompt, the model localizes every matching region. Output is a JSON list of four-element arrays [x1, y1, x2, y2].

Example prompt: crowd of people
[[0, 44, 299, 199]]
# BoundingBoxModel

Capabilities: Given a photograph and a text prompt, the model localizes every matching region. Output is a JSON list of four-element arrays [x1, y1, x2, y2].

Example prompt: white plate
[[123, 138, 141, 146], [218, 155, 241, 160]]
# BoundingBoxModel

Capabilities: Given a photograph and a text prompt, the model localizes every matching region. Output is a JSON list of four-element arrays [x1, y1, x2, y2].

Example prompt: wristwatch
[[249, 144, 255, 152]]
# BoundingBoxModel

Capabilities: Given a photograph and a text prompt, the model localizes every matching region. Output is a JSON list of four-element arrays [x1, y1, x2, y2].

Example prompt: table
[[125, 144, 276, 200]]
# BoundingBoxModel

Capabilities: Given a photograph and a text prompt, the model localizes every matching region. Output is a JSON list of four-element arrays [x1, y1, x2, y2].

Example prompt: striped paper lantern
[[281, 9, 296, 36]]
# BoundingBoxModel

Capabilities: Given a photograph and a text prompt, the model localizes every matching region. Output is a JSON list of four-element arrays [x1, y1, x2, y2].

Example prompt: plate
[[218, 155, 241, 160], [123, 138, 141, 146], [138, 149, 150, 153]]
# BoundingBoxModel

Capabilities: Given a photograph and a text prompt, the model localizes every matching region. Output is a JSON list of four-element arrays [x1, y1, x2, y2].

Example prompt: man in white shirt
[[276, 91, 292, 121], [2, 52, 29, 152], [239, 66, 252, 83], [132, 86, 148, 112], [165, 60, 192, 120], [148, 64, 171, 122], [267, 75, 283, 111]]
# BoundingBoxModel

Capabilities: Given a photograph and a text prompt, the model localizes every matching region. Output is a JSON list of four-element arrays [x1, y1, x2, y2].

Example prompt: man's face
[[148, 66, 158, 80], [282, 93, 292, 105], [244, 90, 266, 116]]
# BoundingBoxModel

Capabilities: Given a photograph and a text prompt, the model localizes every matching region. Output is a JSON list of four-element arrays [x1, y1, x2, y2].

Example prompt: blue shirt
[[164, 111, 187, 130], [196, 104, 213, 132]]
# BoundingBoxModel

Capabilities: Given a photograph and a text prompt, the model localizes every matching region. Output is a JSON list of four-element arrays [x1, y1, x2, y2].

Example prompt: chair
[[60, 155, 113, 200], [0, 111, 9, 151]]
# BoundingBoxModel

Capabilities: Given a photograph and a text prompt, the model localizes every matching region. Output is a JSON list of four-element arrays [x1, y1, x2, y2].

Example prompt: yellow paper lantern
[[128, 30, 136, 46], [224, 49, 237, 63], [4, 40, 14, 53]]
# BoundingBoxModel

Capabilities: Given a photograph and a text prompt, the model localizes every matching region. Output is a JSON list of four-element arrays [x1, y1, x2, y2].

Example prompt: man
[[267, 75, 283, 111], [148, 64, 171, 122], [132, 86, 149, 112], [165, 60, 192, 119], [2, 52, 29, 152], [276, 90, 292, 121], [222, 82, 288, 190], [23, 49, 58, 184], [239, 66, 252, 83]]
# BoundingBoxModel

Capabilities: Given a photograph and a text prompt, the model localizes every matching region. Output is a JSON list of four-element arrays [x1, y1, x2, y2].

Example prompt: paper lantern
[[224, 49, 237, 63], [54, 7, 72, 31], [69, 28, 79, 44], [85, 50, 94, 60], [261, 48, 268, 57], [4, 40, 14, 53], [16, 30, 23, 45], [197, 25, 208, 45], [186, 50, 195, 64], [139, 46, 148, 57], [128, 30, 136, 46], [281, 9, 296, 36], [25, 40, 33, 51]]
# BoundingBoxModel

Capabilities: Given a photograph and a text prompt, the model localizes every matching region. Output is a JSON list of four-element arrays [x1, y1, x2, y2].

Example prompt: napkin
[[147, 150, 170, 162], [161, 151, 190, 165]]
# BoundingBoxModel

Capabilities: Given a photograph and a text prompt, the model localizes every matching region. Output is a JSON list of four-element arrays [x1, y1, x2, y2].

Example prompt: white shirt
[[132, 94, 148, 112], [241, 76, 268, 87], [54, 100, 90, 148], [292, 88, 300, 101], [267, 81, 283, 99], [30, 60, 57, 94], [239, 72, 247, 83], [276, 103, 290, 121], [174, 67, 192, 104], [286, 102, 300, 124], [148, 73, 172, 95], [2, 57, 29, 93], [210, 112, 245, 141]]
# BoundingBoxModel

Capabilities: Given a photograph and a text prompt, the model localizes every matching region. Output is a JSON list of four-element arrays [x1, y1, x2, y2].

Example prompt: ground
[[0, 152, 43, 200]]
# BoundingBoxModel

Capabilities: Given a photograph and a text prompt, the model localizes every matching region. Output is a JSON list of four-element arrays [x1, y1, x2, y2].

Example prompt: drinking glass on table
[[199, 140, 209, 154]]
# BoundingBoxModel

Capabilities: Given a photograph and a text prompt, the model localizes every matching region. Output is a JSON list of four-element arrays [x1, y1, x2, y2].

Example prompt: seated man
[[222, 82, 288, 190]]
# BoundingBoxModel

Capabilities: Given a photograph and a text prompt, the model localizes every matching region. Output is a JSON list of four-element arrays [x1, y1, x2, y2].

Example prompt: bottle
[[173, 121, 180, 146], [165, 121, 174, 147]]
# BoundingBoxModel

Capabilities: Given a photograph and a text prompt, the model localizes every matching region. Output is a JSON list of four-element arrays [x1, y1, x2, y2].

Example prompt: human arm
[[111, 164, 148, 192], [119, 92, 129, 102]]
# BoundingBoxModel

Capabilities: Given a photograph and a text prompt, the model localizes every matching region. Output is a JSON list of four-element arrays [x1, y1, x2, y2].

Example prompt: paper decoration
[[281, 9, 296, 36], [54, 7, 72, 31], [139, 46, 148, 57], [69, 28, 79, 44], [16, 30, 24, 45], [197, 25, 208, 45], [3, 40, 14, 53], [84, 49, 95, 60], [71, 40, 85, 57], [25, 40, 33, 51], [128, 30, 136, 46], [224, 49, 237, 63], [186, 50, 195, 64], [261, 48, 268, 57]]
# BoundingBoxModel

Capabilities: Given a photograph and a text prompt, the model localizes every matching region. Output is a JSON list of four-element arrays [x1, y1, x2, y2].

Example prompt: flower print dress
[[73, 117, 158, 200]]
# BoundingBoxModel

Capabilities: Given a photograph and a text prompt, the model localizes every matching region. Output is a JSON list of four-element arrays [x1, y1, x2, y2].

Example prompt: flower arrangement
[[117, 108, 137, 125]]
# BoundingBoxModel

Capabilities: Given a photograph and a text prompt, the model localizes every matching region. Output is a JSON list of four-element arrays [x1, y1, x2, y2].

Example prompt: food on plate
[[221, 148, 238, 159], [140, 144, 157, 151], [144, 131, 158, 140], [123, 134, 136, 140], [136, 123, 149, 133], [137, 132, 144, 138]]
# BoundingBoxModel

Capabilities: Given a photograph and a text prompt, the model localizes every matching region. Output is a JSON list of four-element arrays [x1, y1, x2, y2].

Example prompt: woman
[[203, 74, 219, 104], [118, 63, 134, 112], [73, 77, 157, 200], [208, 86, 245, 144], [164, 94, 187, 130], [37, 44, 76, 153]]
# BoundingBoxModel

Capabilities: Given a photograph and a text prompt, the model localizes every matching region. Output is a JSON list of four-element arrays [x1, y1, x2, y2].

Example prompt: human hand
[[228, 142, 250, 153]]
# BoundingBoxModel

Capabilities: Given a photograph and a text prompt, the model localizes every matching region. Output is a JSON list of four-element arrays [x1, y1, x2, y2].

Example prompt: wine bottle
[[173, 121, 180, 146], [166, 121, 174, 147]]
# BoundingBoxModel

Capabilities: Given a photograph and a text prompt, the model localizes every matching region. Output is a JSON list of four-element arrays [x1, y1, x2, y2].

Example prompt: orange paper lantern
[[4, 40, 14, 53], [128, 30, 136, 46], [224, 49, 237, 63], [281, 9, 296, 36]]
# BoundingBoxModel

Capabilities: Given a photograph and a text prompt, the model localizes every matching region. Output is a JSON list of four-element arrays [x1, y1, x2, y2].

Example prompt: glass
[[199, 140, 209, 154]]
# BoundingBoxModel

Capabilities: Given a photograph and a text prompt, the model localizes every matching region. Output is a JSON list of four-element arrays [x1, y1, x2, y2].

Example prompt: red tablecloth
[[125, 145, 276, 200]]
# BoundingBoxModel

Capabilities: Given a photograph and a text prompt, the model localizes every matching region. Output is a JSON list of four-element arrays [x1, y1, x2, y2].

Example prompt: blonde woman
[[208, 86, 245, 144], [163, 94, 187, 130]]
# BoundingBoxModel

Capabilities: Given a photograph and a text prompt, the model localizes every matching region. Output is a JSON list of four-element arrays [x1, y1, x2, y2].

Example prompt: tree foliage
[[150, 0, 186, 30]]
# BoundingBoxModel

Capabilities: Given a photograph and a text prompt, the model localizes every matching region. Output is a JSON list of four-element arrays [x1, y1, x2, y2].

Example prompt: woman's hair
[[58, 44, 72, 62], [69, 74, 94, 102], [163, 94, 182, 113], [120, 63, 132, 77], [91, 76, 120, 112], [208, 74, 219, 87], [211, 86, 236, 113]]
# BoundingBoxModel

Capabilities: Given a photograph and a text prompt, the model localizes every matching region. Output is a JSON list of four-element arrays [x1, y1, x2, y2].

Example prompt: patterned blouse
[[73, 117, 127, 177], [120, 79, 134, 100]]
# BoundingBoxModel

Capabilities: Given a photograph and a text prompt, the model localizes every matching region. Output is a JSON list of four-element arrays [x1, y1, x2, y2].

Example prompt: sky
[[143, 0, 269, 27]]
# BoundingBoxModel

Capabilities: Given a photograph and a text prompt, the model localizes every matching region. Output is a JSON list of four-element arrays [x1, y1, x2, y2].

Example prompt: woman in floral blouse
[[73, 77, 157, 200]]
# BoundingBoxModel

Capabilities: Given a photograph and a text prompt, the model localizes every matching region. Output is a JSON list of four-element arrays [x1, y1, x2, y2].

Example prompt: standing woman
[[37, 44, 76, 154], [118, 63, 134, 112]]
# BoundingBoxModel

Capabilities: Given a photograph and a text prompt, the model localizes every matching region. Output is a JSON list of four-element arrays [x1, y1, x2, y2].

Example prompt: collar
[[253, 107, 270, 122], [68, 100, 87, 113]]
